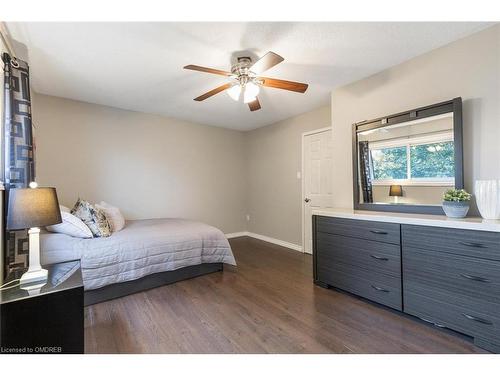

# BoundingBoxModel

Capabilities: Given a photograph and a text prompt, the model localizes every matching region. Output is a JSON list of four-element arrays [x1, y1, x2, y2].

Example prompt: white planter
[[442, 201, 470, 218], [475, 180, 500, 220]]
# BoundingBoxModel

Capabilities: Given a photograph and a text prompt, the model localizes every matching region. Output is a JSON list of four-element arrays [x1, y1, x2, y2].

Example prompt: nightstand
[[0, 261, 84, 354]]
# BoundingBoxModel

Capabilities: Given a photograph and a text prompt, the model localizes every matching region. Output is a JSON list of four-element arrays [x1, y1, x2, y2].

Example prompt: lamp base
[[19, 227, 48, 287], [20, 268, 48, 285]]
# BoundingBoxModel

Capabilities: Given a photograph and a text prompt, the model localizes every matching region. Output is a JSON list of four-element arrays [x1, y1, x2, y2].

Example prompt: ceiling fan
[[184, 51, 308, 112]]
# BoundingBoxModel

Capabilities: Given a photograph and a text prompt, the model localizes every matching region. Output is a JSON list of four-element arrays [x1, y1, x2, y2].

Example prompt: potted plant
[[442, 189, 471, 218]]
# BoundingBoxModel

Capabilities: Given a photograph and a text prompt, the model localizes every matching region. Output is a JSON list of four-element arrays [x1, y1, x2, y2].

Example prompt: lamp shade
[[389, 185, 403, 197], [6, 187, 62, 230]]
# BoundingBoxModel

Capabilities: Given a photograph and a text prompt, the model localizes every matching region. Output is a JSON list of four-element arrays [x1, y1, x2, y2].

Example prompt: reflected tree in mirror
[[410, 141, 454, 178], [371, 146, 407, 180]]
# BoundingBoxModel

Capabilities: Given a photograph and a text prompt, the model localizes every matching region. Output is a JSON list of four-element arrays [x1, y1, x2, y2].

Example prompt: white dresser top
[[312, 208, 500, 233]]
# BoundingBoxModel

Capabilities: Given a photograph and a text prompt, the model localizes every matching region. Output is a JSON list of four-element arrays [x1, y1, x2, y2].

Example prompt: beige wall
[[33, 94, 248, 234], [331, 24, 500, 215], [246, 105, 331, 246], [33, 92, 330, 248]]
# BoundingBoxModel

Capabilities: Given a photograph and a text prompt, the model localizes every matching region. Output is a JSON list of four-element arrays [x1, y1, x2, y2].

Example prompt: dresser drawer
[[318, 261, 402, 310], [405, 291, 500, 345], [402, 225, 500, 260], [403, 246, 500, 307], [317, 232, 401, 277], [316, 216, 400, 245]]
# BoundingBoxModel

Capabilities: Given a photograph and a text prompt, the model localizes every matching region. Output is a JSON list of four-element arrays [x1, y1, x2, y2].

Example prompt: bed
[[40, 218, 236, 305]]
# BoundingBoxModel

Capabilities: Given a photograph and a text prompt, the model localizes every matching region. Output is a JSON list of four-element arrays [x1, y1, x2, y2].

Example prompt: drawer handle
[[459, 241, 487, 248], [420, 317, 447, 328], [370, 254, 389, 261], [371, 285, 390, 293], [460, 273, 491, 283], [462, 313, 493, 325], [370, 230, 388, 235]]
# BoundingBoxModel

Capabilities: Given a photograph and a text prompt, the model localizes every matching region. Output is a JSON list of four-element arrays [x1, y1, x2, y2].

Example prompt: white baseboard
[[225, 232, 248, 239], [248, 232, 303, 252], [225, 231, 303, 253]]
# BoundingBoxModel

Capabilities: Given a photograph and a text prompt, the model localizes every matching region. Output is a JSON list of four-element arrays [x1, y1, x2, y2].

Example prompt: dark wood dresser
[[313, 212, 500, 353], [0, 261, 84, 354]]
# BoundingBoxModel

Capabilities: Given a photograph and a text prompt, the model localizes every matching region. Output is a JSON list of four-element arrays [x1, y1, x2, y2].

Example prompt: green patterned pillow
[[71, 198, 111, 237]]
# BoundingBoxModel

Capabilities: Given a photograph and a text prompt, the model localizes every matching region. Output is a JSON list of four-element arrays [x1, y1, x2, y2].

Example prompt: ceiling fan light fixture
[[185, 51, 308, 112], [227, 84, 241, 101], [243, 81, 260, 103]]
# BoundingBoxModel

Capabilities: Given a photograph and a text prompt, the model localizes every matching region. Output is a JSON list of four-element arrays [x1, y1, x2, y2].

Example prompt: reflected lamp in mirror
[[389, 185, 403, 203], [6, 187, 62, 286]]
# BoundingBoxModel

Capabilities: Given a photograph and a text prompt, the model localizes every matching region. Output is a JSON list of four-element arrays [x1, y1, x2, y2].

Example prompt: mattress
[[40, 218, 236, 290]]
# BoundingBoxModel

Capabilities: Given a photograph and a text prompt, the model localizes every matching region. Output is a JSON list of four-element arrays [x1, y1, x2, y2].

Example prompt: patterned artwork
[[2, 53, 35, 277]]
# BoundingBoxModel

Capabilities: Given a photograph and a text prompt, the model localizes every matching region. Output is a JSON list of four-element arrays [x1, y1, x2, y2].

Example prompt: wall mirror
[[353, 98, 463, 215]]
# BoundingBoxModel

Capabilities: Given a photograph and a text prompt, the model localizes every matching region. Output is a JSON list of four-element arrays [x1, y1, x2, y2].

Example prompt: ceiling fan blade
[[249, 52, 284, 74], [259, 77, 308, 93], [248, 97, 261, 112], [184, 64, 232, 76], [194, 83, 232, 101]]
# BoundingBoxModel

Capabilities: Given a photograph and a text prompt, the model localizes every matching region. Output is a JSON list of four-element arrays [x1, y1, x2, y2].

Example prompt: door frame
[[301, 126, 332, 254]]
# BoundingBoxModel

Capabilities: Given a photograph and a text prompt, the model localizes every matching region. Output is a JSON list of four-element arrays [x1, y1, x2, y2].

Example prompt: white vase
[[475, 180, 500, 220]]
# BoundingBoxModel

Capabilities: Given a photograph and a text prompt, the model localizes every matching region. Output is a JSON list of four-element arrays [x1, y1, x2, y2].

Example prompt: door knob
[[304, 198, 311, 203]]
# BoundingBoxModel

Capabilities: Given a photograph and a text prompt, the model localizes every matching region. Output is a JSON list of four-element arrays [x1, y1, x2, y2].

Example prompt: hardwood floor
[[84, 237, 485, 353]]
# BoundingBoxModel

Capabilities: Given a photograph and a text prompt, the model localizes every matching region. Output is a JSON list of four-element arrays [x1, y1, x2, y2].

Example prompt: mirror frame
[[352, 97, 463, 215]]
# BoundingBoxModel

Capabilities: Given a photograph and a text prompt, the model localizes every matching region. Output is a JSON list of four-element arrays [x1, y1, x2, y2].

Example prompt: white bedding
[[40, 218, 236, 291]]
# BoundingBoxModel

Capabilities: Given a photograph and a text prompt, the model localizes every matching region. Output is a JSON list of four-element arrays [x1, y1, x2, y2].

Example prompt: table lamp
[[6, 187, 62, 285], [389, 184, 403, 204]]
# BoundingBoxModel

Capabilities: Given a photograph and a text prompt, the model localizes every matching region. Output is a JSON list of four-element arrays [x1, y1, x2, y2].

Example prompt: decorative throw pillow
[[71, 198, 111, 238], [46, 210, 93, 238], [95, 201, 125, 232]]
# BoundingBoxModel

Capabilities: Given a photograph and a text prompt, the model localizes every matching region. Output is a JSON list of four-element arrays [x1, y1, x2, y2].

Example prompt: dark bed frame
[[84, 263, 223, 306]]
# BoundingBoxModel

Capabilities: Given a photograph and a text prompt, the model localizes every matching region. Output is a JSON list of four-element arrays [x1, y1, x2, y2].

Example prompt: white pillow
[[60, 205, 71, 213], [46, 211, 93, 238], [95, 201, 125, 232]]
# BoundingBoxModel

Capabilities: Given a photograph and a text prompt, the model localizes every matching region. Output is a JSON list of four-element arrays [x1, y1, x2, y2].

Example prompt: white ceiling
[[6, 22, 493, 131]]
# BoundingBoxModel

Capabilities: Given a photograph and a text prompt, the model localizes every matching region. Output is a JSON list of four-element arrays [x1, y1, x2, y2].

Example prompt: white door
[[303, 129, 334, 254]]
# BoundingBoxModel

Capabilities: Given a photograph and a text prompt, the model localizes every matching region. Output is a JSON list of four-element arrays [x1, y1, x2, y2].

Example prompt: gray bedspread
[[40, 218, 236, 290]]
